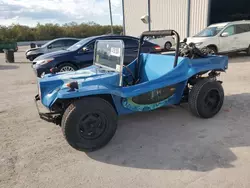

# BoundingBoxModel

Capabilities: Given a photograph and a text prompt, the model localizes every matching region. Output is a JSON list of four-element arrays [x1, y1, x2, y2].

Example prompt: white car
[[145, 35, 175, 51], [187, 20, 250, 55]]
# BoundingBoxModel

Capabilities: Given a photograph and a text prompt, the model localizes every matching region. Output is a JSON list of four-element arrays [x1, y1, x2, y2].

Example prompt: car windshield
[[194, 26, 224, 37], [67, 37, 95, 51]]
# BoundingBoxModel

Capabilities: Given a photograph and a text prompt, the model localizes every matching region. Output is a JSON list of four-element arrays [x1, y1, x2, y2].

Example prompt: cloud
[[0, 0, 123, 26]]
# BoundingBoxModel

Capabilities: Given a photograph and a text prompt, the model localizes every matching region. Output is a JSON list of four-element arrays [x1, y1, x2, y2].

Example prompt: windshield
[[67, 37, 95, 51], [194, 26, 224, 37], [94, 40, 124, 71]]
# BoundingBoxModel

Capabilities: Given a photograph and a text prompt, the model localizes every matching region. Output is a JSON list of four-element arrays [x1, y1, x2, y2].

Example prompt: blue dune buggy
[[35, 30, 228, 152]]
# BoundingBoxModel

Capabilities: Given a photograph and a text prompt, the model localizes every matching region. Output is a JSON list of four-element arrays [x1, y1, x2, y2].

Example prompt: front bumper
[[34, 94, 61, 124], [32, 64, 50, 77]]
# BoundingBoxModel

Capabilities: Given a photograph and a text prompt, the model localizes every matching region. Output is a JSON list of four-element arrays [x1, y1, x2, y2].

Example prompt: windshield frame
[[194, 26, 225, 37], [93, 40, 125, 86]]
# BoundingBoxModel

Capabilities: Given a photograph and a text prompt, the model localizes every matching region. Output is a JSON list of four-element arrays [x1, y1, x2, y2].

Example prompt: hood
[[35, 50, 71, 60], [26, 47, 41, 54], [38, 65, 120, 107], [42, 65, 106, 80]]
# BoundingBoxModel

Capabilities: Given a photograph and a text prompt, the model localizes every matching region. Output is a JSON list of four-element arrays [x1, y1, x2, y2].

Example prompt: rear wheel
[[164, 42, 172, 50], [188, 79, 224, 118], [61, 97, 118, 152], [58, 63, 77, 72]]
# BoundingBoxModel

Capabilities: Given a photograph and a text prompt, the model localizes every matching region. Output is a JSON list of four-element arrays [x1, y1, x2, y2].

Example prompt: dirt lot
[[1, 49, 250, 188]]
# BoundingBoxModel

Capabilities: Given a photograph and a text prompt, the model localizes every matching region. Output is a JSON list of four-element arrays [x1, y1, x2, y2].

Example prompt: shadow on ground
[[0, 65, 19, 70], [88, 93, 250, 172], [228, 52, 250, 63]]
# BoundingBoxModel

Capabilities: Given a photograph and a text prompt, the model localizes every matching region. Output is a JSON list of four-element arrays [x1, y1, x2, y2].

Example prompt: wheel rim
[[204, 89, 221, 113], [60, 66, 75, 72], [165, 43, 171, 50], [78, 112, 107, 140]]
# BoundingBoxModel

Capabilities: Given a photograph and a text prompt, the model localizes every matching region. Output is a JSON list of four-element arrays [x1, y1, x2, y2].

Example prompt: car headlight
[[36, 58, 54, 65], [194, 42, 203, 46]]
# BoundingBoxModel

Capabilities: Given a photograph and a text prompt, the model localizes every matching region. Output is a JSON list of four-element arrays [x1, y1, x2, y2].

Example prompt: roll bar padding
[[141, 30, 174, 37]]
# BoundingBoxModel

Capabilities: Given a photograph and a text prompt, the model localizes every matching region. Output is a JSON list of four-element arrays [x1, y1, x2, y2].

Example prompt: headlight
[[36, 58, 54, 65], [194, 42, 203, 46]]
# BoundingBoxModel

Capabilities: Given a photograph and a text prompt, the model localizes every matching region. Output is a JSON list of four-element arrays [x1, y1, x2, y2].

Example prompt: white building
[[122, 0, 250, 39]]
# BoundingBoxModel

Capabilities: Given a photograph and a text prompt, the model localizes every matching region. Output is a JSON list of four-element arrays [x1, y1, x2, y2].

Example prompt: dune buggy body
[[35, 30, 228, 152]]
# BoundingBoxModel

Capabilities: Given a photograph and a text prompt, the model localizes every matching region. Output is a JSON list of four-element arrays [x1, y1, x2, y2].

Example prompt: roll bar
[[135, 30, 180, 84]]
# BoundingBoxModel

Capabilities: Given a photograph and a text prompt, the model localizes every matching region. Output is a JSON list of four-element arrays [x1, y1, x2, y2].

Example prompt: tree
[[0, 22, 123, 42]]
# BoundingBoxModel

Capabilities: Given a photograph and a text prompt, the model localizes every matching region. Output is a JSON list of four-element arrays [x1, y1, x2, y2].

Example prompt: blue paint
[[38, 53, 228, 115]]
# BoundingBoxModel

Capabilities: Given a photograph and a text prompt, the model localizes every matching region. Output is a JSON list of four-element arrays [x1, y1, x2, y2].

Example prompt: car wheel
[[188, 79, 224, 118], [207, 46, 217, 55], [164, 42, 172, 51], [28, 56, 34, 61], [58, 63, 77, 72], [61, 97, 118, 152]]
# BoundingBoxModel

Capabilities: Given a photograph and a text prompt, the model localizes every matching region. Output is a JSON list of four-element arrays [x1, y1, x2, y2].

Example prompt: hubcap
[[60, 66, 75, 72], [204, 89, 220, 112], [78, 112, 107, 139], [165, 43, 171, 50]]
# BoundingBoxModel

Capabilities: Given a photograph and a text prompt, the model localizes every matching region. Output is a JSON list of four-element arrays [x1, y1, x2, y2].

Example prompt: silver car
[[25, 38, 80, 61]]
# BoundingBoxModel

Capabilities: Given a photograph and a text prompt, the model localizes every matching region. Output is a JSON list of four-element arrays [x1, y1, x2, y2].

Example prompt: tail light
[[154, 46, 161, 51]]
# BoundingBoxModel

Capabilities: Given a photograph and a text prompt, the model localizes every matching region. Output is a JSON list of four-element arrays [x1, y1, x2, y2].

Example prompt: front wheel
[[61, 97, 118, 152], [206, 46, 217, 55], [188, 79, 224, 118], [58, 63, 77, 72], [27, 56, 35, 61]]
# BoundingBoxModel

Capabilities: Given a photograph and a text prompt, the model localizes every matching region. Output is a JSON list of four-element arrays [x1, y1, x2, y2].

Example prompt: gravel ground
[[1, 49, 250, 188]]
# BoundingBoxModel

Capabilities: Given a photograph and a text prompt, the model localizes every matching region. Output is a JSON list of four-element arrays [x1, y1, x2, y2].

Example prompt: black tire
[[58, 63, 77, 72], [27, 56, 34, 61], [27, 54, 42, 61], [188, 79, 224, 118], [164, 42, 172, 50], [207, 46, 217, 55], [61, 97, 118, 152]]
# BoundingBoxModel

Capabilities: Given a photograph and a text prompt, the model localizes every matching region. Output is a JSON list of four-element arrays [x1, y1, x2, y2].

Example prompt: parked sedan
[[26, 38, 80, 61], [32, 35, 161, 77]]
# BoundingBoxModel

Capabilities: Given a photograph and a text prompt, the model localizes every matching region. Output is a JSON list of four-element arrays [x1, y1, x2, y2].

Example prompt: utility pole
[[109, 0, 114, 34]]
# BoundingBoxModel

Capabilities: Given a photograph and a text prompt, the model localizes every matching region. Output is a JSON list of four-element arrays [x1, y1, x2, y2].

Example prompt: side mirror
[[82, 47, 90, 52], [221, 32, 229, 37], [47, 45, 52, 49]]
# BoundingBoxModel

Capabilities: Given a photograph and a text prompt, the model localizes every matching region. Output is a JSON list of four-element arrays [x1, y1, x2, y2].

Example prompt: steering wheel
[[123, 65, 135, 86]]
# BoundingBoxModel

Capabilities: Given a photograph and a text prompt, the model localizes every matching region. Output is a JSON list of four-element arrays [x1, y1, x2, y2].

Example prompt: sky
[[0, 0, 123, 26]]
